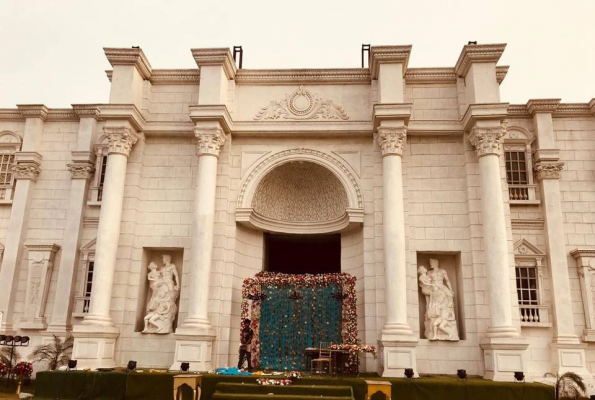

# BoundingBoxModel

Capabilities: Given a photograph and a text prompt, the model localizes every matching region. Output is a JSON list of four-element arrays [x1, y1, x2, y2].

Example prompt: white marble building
[[1, 43, 595, 382]]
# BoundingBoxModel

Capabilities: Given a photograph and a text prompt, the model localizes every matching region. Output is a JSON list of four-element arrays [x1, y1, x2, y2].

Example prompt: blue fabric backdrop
[[259, 284, 342, 370]]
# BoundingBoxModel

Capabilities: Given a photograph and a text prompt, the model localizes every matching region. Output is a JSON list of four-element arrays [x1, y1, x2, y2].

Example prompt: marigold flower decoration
[[0, 362, 7, 376], [257, 378, 292, 386]]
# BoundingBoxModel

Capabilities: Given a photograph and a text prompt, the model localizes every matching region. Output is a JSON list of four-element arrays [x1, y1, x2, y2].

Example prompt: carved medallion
[[254, 86, 349, 121]]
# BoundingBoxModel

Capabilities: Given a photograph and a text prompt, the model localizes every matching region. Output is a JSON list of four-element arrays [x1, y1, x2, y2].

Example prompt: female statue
[[418, 259, 459, 341]]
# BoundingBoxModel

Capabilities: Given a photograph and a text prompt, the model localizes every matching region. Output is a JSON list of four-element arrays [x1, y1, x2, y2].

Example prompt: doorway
[[264, 233, 341, 274]]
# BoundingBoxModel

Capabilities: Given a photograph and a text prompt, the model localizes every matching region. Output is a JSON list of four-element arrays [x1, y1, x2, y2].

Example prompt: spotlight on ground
[[457, 369, 467, 380], [127, 361, 137, 371], [404, 368, 414, 379], [180, 362, 190, 372], [514, 371, 525, 382]]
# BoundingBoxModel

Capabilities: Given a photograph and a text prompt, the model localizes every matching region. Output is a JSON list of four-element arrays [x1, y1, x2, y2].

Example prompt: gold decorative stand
[[365, 380, 392, 400], [173, 374, 202, 400]]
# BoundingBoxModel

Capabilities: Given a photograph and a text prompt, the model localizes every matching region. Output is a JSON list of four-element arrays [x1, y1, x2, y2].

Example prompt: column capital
[[11, 163, 41, 181], [104, 126, 140, 156], [468, 124, 506, 157], [535, 161, 564, 180], [67, 163, 95, 180], [195, 128, 226, 157], [526, 99, 561, 115], [374, 126, 407, 157]]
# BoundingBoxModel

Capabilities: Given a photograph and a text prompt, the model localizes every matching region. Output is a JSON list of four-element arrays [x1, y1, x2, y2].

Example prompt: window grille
[[82, 260, 94, 313], [0, 154, 15, 200]]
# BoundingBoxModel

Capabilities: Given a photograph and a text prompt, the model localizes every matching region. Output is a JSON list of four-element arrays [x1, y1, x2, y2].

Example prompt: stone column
[[375, 126, 412, 336], [72, 125, 139, 369], [467, 118, 528, 381], [47, 106, 98, 334], [171, 127, 225, 371], [0, 105, 46, 333], [528, 99, 591, 380], [468, 124, 518, 337]]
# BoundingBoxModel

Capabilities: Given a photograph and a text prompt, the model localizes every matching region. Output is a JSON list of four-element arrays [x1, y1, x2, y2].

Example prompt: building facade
[[1, 44, 595, 383]]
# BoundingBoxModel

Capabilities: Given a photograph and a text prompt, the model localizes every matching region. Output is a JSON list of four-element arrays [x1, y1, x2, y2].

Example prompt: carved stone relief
[[252, 162, 348, 222], [254, 86, 349, 121], [22, 243, 60, 330]]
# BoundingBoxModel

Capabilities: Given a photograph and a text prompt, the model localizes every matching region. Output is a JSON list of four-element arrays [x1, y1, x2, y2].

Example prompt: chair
[[173, 374, 202, 400], [311, 341, 333, 374]]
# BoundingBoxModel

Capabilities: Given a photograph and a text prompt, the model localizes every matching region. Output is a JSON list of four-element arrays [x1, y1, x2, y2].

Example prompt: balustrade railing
[[519, 304, 551, 327], [509, 184, 537, 203], [73, 296, 91, 317]]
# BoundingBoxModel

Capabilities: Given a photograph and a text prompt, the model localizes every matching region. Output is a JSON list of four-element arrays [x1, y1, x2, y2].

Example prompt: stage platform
[[33, 371, 554, 400]]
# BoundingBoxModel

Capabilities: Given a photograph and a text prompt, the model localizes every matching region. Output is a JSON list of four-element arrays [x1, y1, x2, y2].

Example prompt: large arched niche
[[236, 149, 364, 234]]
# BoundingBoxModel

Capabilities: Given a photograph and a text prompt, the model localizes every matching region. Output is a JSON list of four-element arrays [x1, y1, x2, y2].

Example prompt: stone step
[[214, 382, 353, 397]]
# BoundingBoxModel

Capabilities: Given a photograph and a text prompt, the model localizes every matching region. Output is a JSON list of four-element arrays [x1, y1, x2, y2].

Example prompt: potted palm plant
[[28, 335, 74, 371], [550, 372, 587, 400]]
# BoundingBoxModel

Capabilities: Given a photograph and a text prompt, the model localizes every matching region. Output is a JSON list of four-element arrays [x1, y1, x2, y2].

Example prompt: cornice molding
[[72, 104, 101, 119], [496, 66, 509, 84], [462, 103, 509, 131], [46, 109, 77, 121], [526, 99, 561, 115], [104, 47, 152, 80], [369, 45, 412, 80], [372, 103, 412, 129], [507, 105, 530, 118], [98, 104, 145, 132], [17, 104, 48, 120], [150, 69, 200, 85], [236, 68, 370, 85], [189, 104, 233, 134], [590, 99, 595, 115], [0, 109, 24, 120], [511, 219, 545, 230], [404, 68, 455, 84], [571, 248, 595, 265], [23, 243, 61, 253], [554, 103, 592, 117], [191, 48, 237, 80], [454, 43, 506, 77]]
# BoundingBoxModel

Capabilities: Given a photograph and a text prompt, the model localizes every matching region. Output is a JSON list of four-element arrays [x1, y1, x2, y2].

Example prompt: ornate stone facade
[[1, 43, 595, 388]]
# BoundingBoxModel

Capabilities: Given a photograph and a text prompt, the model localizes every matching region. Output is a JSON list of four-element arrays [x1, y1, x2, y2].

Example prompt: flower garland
[[257, 378, 292, 386], [241, 272, 357, 368], [0, 362, 6, 376], [330, 343, 377, 356], [13, 362, 33, 378]]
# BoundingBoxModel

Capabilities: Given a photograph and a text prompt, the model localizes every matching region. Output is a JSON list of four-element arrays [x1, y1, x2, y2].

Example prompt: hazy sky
[[1, 0, 593, 108]]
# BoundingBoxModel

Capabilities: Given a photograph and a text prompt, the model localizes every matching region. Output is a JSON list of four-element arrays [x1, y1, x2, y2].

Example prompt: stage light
[[127, 361, 137, 371], [457, 369, 467, 380], [589, 395, 595, 400], [514, 371, 525, 382], [6, 335, 14, 344], [21, 336, 30, 345], [14, 336, 22, 343], [0, 335, 6, 344], [180, 362, 190, 372], [404, 368, 414, 379], [68, 360, 78, 370]]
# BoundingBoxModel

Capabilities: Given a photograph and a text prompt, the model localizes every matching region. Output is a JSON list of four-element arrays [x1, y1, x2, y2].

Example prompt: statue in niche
[[418, 258, 459, 341], [143, 255, 180, 334]]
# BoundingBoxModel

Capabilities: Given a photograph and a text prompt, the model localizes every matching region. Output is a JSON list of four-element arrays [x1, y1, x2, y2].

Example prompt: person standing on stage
[[238, 318, 254, 370]]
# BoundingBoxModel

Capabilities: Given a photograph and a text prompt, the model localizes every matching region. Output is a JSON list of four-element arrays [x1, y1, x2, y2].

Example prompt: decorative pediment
[[503, 126, 534, 143], [514, 239, 544, 256], [80, 238, 96, 261], [253, 86, 349, 121]]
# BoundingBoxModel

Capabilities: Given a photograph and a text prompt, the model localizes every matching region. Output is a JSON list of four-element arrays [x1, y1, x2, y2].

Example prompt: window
[[513, 239, 551, 327], [73, 239, 95, 317], [88, 145, 108, 205], [0, 153, 15, 200], [0, 131, 21, 202], [515, 265, 539, 322], [97, 155, 108, 201], [503, 126, 538, 204]]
